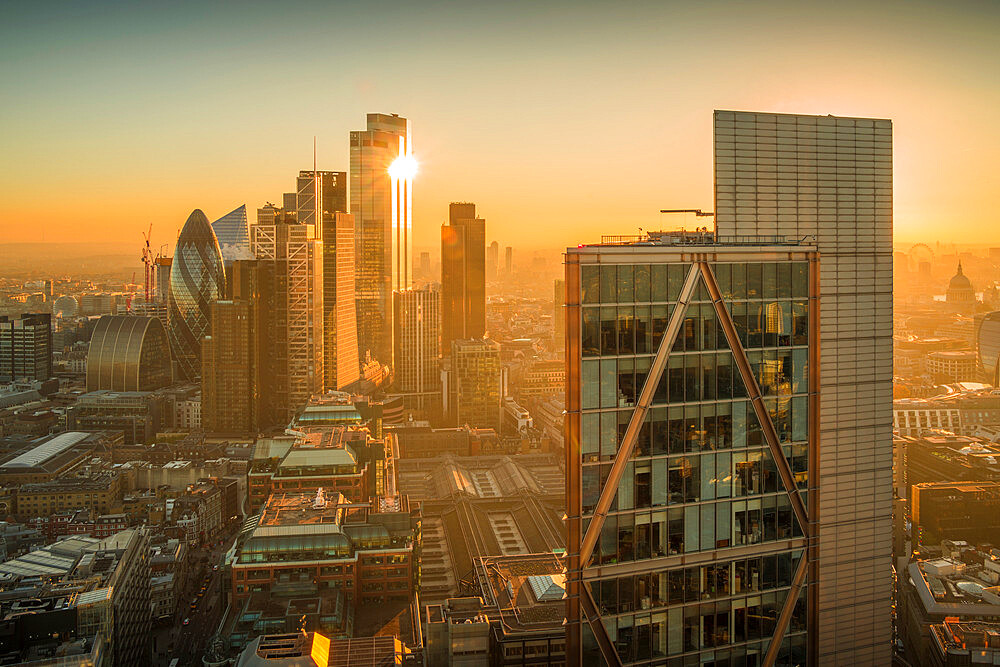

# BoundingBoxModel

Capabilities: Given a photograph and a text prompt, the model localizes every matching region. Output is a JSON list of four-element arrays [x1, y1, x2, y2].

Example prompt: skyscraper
[[167, 209, 225, 382], [504, 246, 513, 275], [566, 234, 818, 666], [563, 110, 892, 666], [487, 240, 500, 280], [0, 313, 52, 382], [553, 278, 565, 351], [441, 202, 486, 352], [202, 260, 273, 435], [713, 110, 892, 664], [211, 204, 253, 265], [252, 205, 324, 421], [350, 113, 412, 366], [447, 337, 503, 430], [393, 286, 441, 411], [289, 170, 358, 391]]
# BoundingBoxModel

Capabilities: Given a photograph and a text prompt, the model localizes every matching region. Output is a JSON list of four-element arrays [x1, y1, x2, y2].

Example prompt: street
[[152, 529, 237, 666]]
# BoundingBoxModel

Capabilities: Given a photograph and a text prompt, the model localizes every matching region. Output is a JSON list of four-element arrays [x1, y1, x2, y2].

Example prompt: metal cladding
[[86, 315, 171, 391], [167, 209, 225, 381]]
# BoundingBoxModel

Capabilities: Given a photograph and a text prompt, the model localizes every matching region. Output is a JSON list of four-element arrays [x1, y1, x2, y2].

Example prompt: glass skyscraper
[[211, 204, 253, 265], [566, 237, 817, 666], [441, 202, 486, 353], [565, 111, 892, 666], [167, 209, 225, 382], [350, 113, 411, 366]]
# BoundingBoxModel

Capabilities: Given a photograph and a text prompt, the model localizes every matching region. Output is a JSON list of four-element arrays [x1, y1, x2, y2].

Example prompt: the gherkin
[[167, 209, 225, 381]]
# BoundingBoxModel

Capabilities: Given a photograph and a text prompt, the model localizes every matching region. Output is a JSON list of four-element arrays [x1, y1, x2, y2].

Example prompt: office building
[[441, 202, 486, 353], [290, 171, 359, 390], [419, 250, 432, 279], [446, 338, 503, 430], [167, 209, 226, 381], [978, 311, 1000, 385], [565, 234, 817, 665], [211, 204, 253, 265], [393, 286, 441, 410], [487, 240, 500, 280], [554, 278, 566, 349], [504, 246, 513, 275], [0, 528, 150, 666], [0, 431, 113, 485], [86, 315, 171, 392], [712, 110, 892, 663], [0, 313, 52, 383], [350, 113, 412, 366], [202, 260, 273, 435], [68, 390, 167, 445], [252, 206, 325, 421], [154, 256, 172, 304]]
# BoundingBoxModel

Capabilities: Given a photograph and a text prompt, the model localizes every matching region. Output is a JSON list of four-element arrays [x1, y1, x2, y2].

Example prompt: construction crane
[[141, 224, 153, 304]]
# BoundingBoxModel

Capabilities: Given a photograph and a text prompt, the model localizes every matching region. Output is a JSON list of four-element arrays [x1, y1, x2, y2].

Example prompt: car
[[182, 618, 190, 626], [190, 601, 198, 610], [212, 565, 219, 571]]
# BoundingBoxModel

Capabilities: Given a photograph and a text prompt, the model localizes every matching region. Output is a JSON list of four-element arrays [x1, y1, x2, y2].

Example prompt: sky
[[0, 0, 997, 253]]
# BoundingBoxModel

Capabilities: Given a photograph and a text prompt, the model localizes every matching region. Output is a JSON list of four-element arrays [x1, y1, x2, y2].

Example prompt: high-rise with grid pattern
[[564, 110, 892, 666]]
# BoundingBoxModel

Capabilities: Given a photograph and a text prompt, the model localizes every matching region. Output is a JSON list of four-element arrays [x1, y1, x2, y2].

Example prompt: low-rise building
[[16, 472, 123, 520], [0, 431, 113, 485]]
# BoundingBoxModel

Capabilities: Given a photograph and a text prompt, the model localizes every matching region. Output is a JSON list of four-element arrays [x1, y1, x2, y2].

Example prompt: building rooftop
[[0, 432, 92, 470], [908, 558, 1000, 616]]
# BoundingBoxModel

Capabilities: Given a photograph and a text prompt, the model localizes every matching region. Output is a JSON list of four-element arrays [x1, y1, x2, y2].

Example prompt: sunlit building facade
[[251, 206, 324, 421], [978, 311, 1000, 385], [393, 286, 441, 410], [0, 312, 52, 383], [350, 113, 411, 367], [167, 209, 225, 381], [713, 110, 893, 664], [86, 315, 171, 392], [448, 338, 503, 430], [441, 202, 486, 354], [202, 260, 274, 435], [565, 238, 817, 666]]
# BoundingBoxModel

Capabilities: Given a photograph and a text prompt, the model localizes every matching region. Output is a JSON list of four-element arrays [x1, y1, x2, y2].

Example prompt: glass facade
[[211, 204, 253, 265], [86, 315, 171, 392], [978, 312, 1000, 386], [167, 209, 226, 381], [350, 113, 410, 366], [566, 247, 817, 667]]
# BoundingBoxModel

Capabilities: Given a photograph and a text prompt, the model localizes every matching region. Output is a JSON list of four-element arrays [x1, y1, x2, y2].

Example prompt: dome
[[167, 209, 225, 381], [946, 262, 976, 304], [949, 262, 973, 290]]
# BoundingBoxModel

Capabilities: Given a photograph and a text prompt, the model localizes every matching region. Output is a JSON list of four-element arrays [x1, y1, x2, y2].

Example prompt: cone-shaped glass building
[[168, 209, 225, 381]]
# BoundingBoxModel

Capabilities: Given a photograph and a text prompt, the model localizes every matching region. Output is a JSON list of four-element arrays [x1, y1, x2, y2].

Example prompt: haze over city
[[3, 2, 1000, 667], [1, 0, 998, 250]]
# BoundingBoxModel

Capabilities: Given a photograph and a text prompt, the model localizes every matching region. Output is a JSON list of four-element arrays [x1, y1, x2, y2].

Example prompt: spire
[[957, 261, 964, 275]]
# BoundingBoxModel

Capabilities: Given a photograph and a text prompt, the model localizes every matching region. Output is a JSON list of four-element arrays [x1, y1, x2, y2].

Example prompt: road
[[152, 529, 238, 666]]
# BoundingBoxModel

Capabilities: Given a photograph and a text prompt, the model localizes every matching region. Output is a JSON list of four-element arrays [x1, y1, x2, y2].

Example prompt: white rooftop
[[1, 432, 91, 469]]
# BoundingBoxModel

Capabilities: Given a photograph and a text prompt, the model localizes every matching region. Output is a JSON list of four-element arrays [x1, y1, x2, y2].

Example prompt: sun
[[388, 154, 418, 180]]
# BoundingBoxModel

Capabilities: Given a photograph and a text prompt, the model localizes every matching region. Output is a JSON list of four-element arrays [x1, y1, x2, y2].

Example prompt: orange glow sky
[[0, 1, 997, 252]]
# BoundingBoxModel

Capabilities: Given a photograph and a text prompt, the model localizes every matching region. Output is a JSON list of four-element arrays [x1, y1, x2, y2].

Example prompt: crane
[[141, 224, 153, 304]]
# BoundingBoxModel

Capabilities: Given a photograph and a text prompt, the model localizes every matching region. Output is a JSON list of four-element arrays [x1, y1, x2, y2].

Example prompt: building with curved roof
[[947, 261, 977, 310], [86, 315, 171, 391], [167, 209, 225, 381], [979, 312, 1000, 385], [211, 204, 254, 265]]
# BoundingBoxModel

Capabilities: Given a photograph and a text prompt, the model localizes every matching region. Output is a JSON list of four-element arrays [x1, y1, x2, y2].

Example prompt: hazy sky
[[1, 0, 997, 252]]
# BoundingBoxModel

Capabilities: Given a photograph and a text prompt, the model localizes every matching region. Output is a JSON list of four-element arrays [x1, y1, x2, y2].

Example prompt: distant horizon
[[2, 1, 997, 250]]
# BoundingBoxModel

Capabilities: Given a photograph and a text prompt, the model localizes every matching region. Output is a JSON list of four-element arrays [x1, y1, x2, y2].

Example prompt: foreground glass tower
[[565, 111, 892, 666], [167, 209, 226, 381], [566, 237, 818, 666]]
